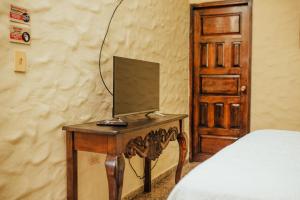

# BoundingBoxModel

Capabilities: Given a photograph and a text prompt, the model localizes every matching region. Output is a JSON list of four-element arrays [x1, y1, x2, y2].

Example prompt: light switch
[[15, 51, 27, 72]]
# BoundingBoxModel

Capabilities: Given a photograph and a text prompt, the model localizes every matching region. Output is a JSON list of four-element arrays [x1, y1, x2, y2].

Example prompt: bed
[[168, 129, 300, 200]]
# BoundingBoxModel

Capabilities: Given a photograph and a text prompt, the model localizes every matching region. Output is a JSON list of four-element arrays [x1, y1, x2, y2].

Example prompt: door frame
[[189, 0, 253, 161]]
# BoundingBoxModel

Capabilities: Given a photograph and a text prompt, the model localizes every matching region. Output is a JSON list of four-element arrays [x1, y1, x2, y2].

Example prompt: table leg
[[144, 158, 151, 193], [66, 132, 78, 200], [175, 131, 187, 183], [105, 154, 125, 200]]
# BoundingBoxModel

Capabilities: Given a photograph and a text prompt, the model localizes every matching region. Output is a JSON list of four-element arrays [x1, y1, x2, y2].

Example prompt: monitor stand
[[97, 118, 128, 127], [145, 111, 167, 118]]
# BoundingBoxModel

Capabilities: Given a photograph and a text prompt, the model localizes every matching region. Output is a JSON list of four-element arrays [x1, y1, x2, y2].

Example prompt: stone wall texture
[[190, 0, 300, 131], [0, 0, 189, 199], [1, 0, 300, 199]]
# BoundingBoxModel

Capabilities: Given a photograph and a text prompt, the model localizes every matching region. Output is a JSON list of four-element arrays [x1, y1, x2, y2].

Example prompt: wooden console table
[[63, 114, 188, 200]]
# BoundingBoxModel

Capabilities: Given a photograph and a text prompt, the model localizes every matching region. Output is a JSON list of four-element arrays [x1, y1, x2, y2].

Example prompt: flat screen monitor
[[113, 56, 160, 117]]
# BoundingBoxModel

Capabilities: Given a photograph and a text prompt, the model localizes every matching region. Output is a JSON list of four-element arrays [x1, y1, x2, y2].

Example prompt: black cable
[[99, 0, 160, 180], [128, 158, 159, 180], [98, 0, 125, 96]]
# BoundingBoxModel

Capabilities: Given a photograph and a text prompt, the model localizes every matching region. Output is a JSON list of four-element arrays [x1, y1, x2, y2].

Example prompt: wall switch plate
[[15, 51, 27, 72]]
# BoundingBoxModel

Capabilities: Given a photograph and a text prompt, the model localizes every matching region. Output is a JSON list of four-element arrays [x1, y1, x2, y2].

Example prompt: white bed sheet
[[168, 130, 300, 200]]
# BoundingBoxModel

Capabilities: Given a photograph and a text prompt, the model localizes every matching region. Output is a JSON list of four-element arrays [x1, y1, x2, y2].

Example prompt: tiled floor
[[131, 162, 200, 200]]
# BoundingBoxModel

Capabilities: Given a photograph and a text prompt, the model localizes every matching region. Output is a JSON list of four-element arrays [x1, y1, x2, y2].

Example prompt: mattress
[[168, 130, 300, 200]]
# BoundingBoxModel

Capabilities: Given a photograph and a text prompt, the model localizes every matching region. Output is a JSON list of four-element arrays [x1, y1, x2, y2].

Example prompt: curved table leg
[[175, 132, 187, 183], [105, 154, 125, 200]]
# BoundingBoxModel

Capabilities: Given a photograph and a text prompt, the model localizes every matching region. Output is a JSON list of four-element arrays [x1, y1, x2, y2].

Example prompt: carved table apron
[[63, 114, 188, 200]]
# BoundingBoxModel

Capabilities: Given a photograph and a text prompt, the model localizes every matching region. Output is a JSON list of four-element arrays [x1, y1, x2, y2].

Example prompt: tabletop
[[62, 114, 188, 136]]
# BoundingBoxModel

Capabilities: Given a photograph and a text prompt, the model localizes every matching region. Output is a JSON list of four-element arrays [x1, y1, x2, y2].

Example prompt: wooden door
[[190, 0, 252, 161]]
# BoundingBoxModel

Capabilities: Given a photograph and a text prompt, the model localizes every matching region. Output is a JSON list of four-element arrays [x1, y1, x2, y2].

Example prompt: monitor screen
[[113, 56, 160, 117]]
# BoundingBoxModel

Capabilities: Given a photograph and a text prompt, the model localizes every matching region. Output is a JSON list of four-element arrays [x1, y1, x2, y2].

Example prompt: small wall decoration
[[9, 24, 31, 45], [10, 4, 30, 24]]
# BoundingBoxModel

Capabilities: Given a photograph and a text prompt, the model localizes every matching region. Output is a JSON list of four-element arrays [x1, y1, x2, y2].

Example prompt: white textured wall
[[190, 0, 300, 131], [0, 0, 189, 199], [251, 0, 300, 130], [2, 0, 299, 199]]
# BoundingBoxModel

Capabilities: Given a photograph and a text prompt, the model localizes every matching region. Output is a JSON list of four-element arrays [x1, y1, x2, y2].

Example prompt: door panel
[[201, 14, 241, 35], [200, 135, 236, 154], [200, 75, 240, 95], [190, 0, 252, 161]]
